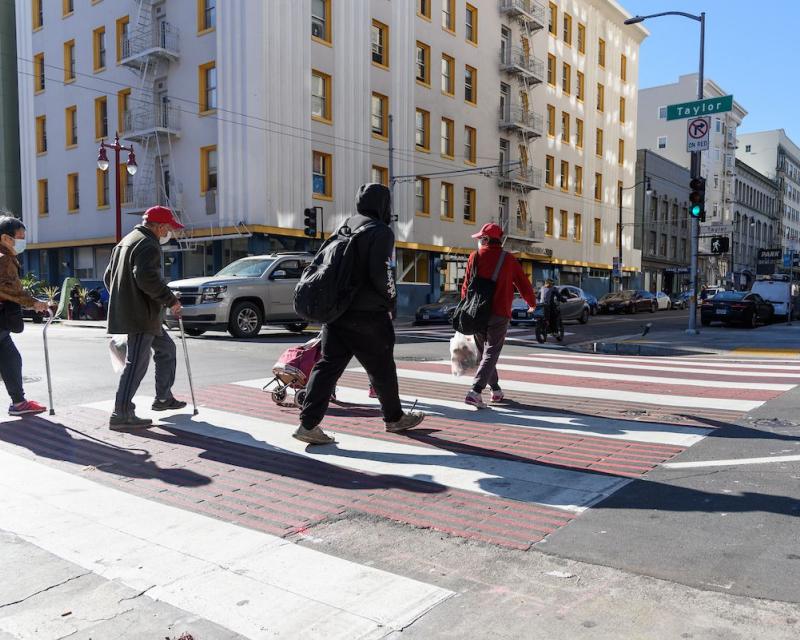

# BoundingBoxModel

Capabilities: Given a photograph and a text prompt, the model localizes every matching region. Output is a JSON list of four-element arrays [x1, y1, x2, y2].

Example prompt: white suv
[[166, 253, 313, 338]]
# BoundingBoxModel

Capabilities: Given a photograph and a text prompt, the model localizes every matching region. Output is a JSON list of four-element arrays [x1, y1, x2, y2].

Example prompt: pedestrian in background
[[462, 223, 537, 409], [0, 214, 50, 416], [104, 206, 186, 430]]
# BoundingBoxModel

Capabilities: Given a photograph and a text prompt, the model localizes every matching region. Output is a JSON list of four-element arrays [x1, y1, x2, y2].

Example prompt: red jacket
[[461, 245, 537, 318]]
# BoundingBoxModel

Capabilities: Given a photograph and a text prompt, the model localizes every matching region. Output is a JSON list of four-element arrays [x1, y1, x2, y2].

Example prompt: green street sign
[[666, 95, 733, 121]]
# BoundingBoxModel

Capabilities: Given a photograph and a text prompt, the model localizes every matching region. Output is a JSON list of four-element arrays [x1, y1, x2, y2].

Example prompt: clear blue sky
[[623, 0, 799, 142]]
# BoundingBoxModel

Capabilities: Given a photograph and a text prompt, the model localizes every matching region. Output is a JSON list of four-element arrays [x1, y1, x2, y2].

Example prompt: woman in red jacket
[[461, 223, 537, 408]]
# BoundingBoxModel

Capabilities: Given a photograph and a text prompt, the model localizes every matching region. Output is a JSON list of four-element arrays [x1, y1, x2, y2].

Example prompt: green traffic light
[[691, 205, 701, 217]]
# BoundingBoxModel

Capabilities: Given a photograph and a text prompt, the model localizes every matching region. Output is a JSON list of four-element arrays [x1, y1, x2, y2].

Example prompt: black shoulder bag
[[451, 251, 506, 336]]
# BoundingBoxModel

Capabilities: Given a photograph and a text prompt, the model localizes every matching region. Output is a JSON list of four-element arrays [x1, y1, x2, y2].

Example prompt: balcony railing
[[498, 215, 546, 242], [121, 104, 181, 140], [499, 106, 543, 137], [497, 163, 542, 191], [498, 0, 547, 31], [121, 22, 180, 67], [500, 47, 545, 84], [122, 182, 182, 213]]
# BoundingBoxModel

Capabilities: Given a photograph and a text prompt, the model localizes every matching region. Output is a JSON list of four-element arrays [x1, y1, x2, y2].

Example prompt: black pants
[[113, 328, 177, 416], [0, 330, 25, 405], [300, 312, 403, 428]]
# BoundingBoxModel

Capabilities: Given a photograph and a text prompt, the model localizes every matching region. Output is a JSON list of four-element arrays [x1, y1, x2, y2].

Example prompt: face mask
[[159, 231, 172, 245], [13, 239, 26, 255]]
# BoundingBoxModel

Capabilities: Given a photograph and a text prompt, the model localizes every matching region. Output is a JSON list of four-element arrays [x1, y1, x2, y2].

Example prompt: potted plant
[[41, 286, 60, 316]]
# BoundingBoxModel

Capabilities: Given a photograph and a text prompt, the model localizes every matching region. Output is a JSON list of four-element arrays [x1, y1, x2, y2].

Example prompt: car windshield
[[438, 293, 460, 304], [216, 258, 274, 278], [715, 291, 746, 301]]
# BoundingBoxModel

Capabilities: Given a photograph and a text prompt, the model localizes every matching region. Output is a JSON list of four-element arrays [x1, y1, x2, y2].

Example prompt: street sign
[[699, 223, 733, 237], [667, 95, 734, 121], [686, 117, 710, 152], [758, 248, 782, 262], [783, 252, 793, 268], [612, 256, 621, 278]]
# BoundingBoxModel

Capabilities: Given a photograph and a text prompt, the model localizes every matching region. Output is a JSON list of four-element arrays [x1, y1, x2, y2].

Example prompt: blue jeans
[[0, 330, 25, 405]]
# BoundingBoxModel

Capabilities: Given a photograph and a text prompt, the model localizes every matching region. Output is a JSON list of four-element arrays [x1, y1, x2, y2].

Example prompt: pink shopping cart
[[264, 336, 322, 406]]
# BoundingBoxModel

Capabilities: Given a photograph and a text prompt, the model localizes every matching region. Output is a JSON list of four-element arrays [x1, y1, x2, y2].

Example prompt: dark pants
[[472, 315, 510, 394], [300, 312, 403, 428], [0, 330, 25, 405], [114, 328, 177, 416]]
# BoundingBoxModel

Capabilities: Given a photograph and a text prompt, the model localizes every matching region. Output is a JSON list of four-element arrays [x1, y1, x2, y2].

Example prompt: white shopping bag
[[108, 336, 127, 373], [449, 331, 479, 377]]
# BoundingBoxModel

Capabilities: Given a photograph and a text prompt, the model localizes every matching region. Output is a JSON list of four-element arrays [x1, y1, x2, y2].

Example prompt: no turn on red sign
[[686, 116, 710, 152]]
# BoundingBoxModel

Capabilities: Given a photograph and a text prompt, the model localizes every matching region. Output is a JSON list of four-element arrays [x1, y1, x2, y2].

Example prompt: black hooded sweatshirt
[[340, 183, 397, 316]]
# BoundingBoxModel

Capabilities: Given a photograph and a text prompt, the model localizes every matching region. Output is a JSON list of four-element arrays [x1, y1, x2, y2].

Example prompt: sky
[[622, 0, 799, 142]]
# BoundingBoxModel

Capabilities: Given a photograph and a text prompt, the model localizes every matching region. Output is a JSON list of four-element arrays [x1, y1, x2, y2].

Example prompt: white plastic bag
[[449, 332, 479, 377], [108, 336, 128, 373]]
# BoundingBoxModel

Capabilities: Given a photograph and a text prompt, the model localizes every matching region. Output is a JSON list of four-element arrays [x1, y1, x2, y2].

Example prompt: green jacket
[[104, 225, 177, 335]]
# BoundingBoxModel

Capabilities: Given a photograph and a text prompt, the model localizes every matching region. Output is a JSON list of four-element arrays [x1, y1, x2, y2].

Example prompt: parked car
[[670, 291, 691, 310], [512, 285, 590, 325], [700, 286, 723, 301], [597, 290, 657, 314], [655, 291, 672, 310], [166, 253, 313, 338], [750, 275, 799, 320], [583, 292, 599, 315], [701, 291, 774, 328], [414, 292, 460, 324]]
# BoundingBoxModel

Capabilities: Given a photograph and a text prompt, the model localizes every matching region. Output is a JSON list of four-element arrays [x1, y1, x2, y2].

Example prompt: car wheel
[[578, 308, 589, 324], [628, 304, 636, 314], [228, 301, 263, 339], [650, 302, 657, 313], [184, 328, 206, 337], [285, 322, 308, 333], [747, 312, 758, 329]]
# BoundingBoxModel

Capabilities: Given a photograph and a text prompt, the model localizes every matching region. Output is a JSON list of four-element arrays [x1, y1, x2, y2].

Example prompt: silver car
[[166, 253, 313, 338]]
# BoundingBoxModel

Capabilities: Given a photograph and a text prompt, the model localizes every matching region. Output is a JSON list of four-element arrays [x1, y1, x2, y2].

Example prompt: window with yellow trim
[[593, 217, 602, 244], [597, 83, 605, 112], [545, 155, 555, 187], [440, 117, 454, 158], [546, 104, 555, 137], [577, 23, 586, 54], [35, 116, 47, 154], [598, 38, 606, 67], [620, 54, 627, 81], [545, 206, 554, 236], [371, 165, 388, 186], [595, 128, 603, 157], [575, 165, 583, 195], [547, 54, 556, 85], [416, 41, 430, 85], [415, 177, 430, 215], [464, 65, 477, 104], [200, 145, 218, 194], [561, 111, 570, 144], [516, 200, 528, 232], [34, 53, 45, 93], [576, 70, 584, 101], [464, 126, 476, 164], [560, 161, 569, 191], [466, 4, 478, 44], [560, 210, 568, 238], [398, 249, 429, 284], [440, 182, 454, 219], [198, 0, 216, 33], [441, 54, 454, 95], [441, 0, 455, 32], [65, 106, 77, 147], [312, 150, 332, 199], [116, 16, 129, 62], [67, 173, 80, 212], [594, 173, 603, 201], [619, 96, 626, 123], [576, 118, 584, 148], [417, 0, 431, 20], [618, 138, 624, 165], [96, 168, 109, 208], [93, 27, 106, 72], [574, 213, 582, 242], [198, 61, 217, 113], [117, 88, 130, 132], [63, 40, 75, 83], [371, 20, 389, 67], [37, 179, 49, 216], [311, 70, 332, 123], [562, 62, 571, 95], [63, 0, 73, 17], [94, 96, 108, 140], [463, 187, 476, 222], [371, 92, 388, 139], [548, 2, 557, 36], [311, 0, 331, 44], [563, 13, 572, 45], [32, 0, 43, 30], [415, 108, 430, 151]]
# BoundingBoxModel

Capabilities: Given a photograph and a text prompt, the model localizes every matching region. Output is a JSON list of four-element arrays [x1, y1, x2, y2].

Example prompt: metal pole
[[618, 183, 623, 292], [388, 113, 395, 204], [686, 12, 705, 335], [114, 134, 122, 244]]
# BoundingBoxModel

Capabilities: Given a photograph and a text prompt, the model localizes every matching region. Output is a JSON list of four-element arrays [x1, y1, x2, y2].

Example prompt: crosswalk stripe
[[82, 399, 631, 513], [0, 449, 453, 639], [529, 352, 800, 371]]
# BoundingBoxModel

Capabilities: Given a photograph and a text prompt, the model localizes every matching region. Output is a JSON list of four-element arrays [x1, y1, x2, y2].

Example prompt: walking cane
[[177, 315, 199, 416], [43, 309, 55, 415]]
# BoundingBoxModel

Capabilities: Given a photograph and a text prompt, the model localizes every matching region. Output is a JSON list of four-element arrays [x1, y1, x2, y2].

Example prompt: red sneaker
[[9, 400, 47, 416], [368, 386, 378, 399]]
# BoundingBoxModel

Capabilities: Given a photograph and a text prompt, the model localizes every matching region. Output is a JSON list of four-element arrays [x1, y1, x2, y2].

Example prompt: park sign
[[667, 95, 734, 121]]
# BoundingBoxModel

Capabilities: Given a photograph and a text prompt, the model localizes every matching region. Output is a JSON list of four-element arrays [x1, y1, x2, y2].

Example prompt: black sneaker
[[109, 414, 152, 431], [151, 398, 188, 411]]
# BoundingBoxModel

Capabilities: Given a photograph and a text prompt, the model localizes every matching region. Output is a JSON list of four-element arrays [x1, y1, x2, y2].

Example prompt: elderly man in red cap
[[461, 223, 537, 408], [104, 206, 186, 429]]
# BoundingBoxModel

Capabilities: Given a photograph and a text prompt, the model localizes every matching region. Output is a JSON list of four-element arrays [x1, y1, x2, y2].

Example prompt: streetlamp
[[625, 10, 705, 334], [615, 178, 652, 292], [97, 133, 137, 244]]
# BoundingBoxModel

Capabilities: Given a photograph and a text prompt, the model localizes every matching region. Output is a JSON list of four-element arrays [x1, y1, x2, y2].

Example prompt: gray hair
[[0, 214, 25, 239]]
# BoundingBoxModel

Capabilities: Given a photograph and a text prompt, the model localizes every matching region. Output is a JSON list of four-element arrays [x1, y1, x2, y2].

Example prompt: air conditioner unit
[[311, 23, 323, 38]]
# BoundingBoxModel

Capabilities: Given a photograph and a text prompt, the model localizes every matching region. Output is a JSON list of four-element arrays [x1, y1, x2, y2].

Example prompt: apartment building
[[0, 0, 21, 216], [737, 129, 800, 255], [16, 0, 644, 313]]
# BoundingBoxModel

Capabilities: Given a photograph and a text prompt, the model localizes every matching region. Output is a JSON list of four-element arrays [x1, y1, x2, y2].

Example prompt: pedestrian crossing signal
[[710, 236, 729, 254], [303, 208, 318, 238], [689, 177, 706, 222]]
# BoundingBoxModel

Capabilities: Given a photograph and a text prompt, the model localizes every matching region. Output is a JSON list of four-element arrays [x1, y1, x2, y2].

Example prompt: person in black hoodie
[[293, 184, 425, 445]]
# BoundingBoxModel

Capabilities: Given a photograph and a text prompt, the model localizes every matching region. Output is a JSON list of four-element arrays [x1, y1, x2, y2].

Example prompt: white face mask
[[159, 230, 172, 245], [13, 238, 26, 255]]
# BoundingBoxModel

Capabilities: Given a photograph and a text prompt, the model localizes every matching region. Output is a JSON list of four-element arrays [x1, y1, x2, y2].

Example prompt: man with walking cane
[[104, 206, 186, 430]]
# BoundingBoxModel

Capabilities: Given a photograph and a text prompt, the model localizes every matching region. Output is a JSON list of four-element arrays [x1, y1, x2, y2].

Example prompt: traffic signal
[[303, 207, 317, 237], [710, 236, 730, 254], [689, 177, 706, 221]]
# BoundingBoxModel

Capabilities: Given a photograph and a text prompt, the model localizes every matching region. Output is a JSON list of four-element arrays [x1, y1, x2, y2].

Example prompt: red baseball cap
[[471, 222, 503, 240], [144, 205, 184, 229]]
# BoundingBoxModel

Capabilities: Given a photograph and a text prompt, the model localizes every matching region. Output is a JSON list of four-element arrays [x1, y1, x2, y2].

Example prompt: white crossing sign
[[686, 117, 710, 152]]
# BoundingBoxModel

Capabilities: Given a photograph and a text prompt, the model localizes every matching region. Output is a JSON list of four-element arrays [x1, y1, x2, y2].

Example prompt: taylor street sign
[[686, 117, 710, 152], [667, 95, 734, 121], [699, 223, 733, 237]]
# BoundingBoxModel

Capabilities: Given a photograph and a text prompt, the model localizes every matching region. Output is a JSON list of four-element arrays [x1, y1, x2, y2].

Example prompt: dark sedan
[[701, 291, 774, 328], [511, 286, 590, 325], [670, 291, 690, 310], [414, 292, 461, 324], [597, 290, 657, 314]]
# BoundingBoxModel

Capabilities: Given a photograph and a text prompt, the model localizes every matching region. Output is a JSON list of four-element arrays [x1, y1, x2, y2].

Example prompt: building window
[[442, 0, 455, 32], [594, 173, 603, 201], [560, 161, 569, 191], [312, 150, 332, 199], [545, 207, 554, 236], [65, 106, 78, 147], [619, 97, 626, 123], [657, 136, 667, 149], [440, 182, 454, 219], [545, 155, 555, 187], [371, 93, 388, 138], [67, 173, 80, 211], [658, 105, 667, 119], [547, 54, 556, 85], [660, 234, 667, 256], [371, 20, 389, 67], [311, 0, 331, 44], [597, 83, 605, 112], [119, 163, 133, 204], [563, 13, 572, 45], [577, 23, 585, 54], [417, 0, 431, 20], [596, 128, 603, 157], [96, 168, 109, 208], [63, 0, 73, 17], [574, 213, 582, 241], [63, 40, 76, 83], [416, 42, 430, 85], [93, 27, 106, 72], [117, 88, 130, 132], [397, 249, 429, 284], [516, 200, 528, 231], [199, 61, 217, 113], [311, 70, 332, 123], [598, 38, 606, 67], [441, 54, 454, 95], [464, 187, 476, 222], [35, 116, 47, 154], [38, 179, 49, 216], [198, 0, 216, 33], [116, 16, 129, 62], [620, 54, 627, 81], [548, 2, 557, 36], [464, 125, 476, 164], [200, 145, 218, 195], [33, 0, 43, 30], [371, 165, 388, 186], [575, 165, 583, 195], [560, 210, 568, 238], [561, 111, 570, 143], [415, 177, 430, 215], [464, 65, 477, 104], [576, 70, 584, 101], [440, 117, 454, 158], [95, 97, 108, 140], [547, 104, 556, 137], [594, 218, 602, 244], [415, 108, 430, 150], [618, 139, 624, 165], [466, 4, 478, 44], [562, 62, 571, 95], [576, 118, 584, 148], [33, 53, 45, 93]]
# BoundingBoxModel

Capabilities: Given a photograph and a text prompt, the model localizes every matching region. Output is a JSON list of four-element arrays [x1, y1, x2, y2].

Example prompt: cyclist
[[539, 279, 565, 336]]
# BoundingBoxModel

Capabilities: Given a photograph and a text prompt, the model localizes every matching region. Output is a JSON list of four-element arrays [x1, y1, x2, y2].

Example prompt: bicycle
[[534, 306, 564, 344]]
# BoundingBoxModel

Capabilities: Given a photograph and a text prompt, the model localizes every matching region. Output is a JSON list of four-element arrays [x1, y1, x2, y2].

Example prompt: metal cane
[[177, 315, 199, 416], [43, 309, 55, 415]]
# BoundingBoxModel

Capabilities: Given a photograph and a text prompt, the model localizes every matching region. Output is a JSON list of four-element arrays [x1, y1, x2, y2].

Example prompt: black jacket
[[344, 184, 397, 315]]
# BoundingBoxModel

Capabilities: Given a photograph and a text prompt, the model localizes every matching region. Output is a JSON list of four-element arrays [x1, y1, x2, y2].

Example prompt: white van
[[750, 275, 799, 320]]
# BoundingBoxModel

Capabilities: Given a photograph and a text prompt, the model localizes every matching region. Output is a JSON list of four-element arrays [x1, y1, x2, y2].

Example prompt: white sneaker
[[464, 391, 487, 409], [491, 390, 505, 403]]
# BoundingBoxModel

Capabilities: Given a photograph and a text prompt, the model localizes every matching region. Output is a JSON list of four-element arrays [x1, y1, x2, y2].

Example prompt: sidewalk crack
[[0, 572, 91, 609]]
